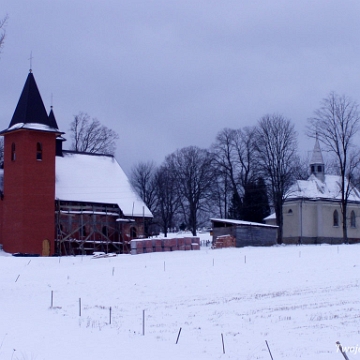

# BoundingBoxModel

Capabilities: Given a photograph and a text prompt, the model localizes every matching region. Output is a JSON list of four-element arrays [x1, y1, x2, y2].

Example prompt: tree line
[[131, 93, 360, 244], [130, 114, 298, 242]]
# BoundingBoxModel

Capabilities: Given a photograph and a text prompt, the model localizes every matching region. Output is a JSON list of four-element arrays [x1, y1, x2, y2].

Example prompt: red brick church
[[0, 71, 152, 256]]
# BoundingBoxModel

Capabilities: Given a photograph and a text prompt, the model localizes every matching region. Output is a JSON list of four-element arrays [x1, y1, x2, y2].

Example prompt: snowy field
[[0, 234, 359, 360]]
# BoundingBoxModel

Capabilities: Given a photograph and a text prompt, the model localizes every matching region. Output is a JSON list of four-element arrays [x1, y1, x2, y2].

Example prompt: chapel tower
[[309, 138, 325, 182], [0, 71, 62, 255]]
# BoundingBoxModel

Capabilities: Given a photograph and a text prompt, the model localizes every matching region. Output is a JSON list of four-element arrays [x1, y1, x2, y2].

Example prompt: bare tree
[[292, 155, 311, 181], [166, 146, 214, 236], [211, 126, 258, 219], [153, 163, 179, 237], [130, 161, 158, 214], [308, 92, 360, 243], [69, 112, 119, 155], [0, 15, 8, 54], [211, 128, 236, 217], [207, 166, 231, 219], [256, 114, 298, 243]]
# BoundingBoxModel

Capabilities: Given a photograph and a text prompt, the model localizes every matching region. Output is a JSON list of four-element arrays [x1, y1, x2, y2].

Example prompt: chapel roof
[[286, 174, 360, 202]]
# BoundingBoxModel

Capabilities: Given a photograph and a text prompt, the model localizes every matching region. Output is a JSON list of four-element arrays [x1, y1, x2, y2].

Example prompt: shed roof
[[211, 218, 278, 228]]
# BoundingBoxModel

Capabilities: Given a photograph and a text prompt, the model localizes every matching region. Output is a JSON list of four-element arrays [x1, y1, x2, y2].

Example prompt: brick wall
[[212, 234, 236, 249], [130, 236, 200, 255], [1, 130, 57, 255]]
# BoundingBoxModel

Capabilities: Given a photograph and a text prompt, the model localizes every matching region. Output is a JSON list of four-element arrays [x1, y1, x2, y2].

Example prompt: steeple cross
[[28, 52, 33, 72]]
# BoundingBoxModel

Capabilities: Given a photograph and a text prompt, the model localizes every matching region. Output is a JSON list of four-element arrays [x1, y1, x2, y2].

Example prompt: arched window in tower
[[11, 143, 16, 161], [36, 142, 43, 161], [333, 210, 339, 227], [317, 165, 322, 173], [351, 210, 356, 228]]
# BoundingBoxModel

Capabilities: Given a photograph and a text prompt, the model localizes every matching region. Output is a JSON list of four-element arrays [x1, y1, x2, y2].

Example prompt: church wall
[[347, 204, 360, 242], [282, 199, 360, 244], [282, 202, 299, 237], [283, 200, 318, 238], [319, 202, 342, 238], [345, 203, 360, 241], [301, 201, 318, 237]]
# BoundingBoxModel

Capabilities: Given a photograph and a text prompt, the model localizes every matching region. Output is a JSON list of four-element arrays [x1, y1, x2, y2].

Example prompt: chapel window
[[311, 165, 315, 173], [351, 211, 356, 228], [317, 165, 322, 173], [36, 142, 43, 161], [333, 210, 339, 227], [11, 143, 16, 161]]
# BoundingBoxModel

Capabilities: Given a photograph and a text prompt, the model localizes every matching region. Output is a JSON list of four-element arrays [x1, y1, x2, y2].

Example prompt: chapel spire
[[310, 137, 325, 181]]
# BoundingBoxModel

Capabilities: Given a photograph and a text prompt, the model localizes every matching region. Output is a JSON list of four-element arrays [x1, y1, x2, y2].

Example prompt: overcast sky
[[1, 1, 360, 174]]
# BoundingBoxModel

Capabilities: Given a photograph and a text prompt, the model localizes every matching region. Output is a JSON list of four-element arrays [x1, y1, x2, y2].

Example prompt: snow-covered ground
[[0, 233, 359, 360]]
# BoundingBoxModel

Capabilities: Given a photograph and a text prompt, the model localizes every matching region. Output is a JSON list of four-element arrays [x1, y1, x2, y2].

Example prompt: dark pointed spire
[[48, 106, 59, 130], [8, 72, 58, 130]]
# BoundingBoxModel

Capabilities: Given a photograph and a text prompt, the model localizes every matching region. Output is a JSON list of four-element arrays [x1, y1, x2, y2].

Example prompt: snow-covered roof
[[55, 152, 153, 218], [286, 174, 360, 202], [3, 122, 60, 134], [211, 218, 278, 228], [264, 213, 276, 221]]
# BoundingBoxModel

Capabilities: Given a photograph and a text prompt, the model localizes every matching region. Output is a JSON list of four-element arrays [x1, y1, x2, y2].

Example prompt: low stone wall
[[130, 237, 200, 255]]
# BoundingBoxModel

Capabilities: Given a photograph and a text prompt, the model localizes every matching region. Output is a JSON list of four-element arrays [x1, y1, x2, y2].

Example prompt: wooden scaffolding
[[55, 200, 135, 256]]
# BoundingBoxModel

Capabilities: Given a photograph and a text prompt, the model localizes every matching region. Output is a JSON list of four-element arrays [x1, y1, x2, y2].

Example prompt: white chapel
[[265, 139, 360, 244]]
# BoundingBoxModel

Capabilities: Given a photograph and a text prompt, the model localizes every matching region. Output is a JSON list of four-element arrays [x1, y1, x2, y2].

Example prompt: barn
[[211, 218, 278, 248], [0, 71, 152, 256]]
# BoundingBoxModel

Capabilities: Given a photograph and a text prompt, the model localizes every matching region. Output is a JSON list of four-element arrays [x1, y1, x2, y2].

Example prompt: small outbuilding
[[210, 218, 278, 247]]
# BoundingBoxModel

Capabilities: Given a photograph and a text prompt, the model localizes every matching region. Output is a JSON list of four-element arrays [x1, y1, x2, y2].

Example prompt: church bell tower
[[0, 71, 62, 255], [309, 138, 325, 182]]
